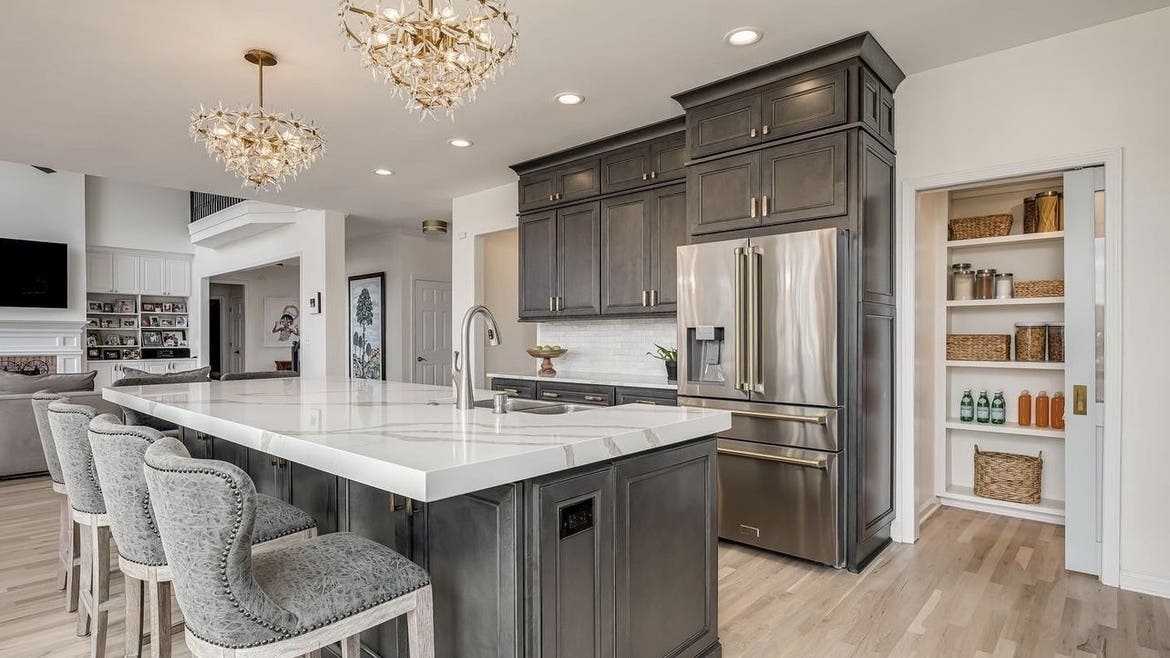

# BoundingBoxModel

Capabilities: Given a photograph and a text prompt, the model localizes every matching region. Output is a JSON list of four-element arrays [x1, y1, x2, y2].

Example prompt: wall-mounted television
[[0, 238, 68, 308]]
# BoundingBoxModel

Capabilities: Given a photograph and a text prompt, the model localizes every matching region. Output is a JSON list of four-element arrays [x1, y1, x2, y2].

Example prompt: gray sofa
[[0, 370, 123, 478]]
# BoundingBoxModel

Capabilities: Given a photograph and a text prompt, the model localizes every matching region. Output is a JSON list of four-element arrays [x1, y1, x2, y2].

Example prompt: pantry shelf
[[946, 297, 1064, 308], [946, 231, 1064, 250], [944, 420, 1064, 439], [945, 360, 1064, 370], [938, 486, 1065, 524]]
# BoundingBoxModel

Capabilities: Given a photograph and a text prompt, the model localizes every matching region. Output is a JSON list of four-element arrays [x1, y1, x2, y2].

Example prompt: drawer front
[[519, 169, 558, 212], [537, 382, 614, 406], [687, 94, 761, 159], [491, 378, 537, 400], [759, 66, 847, 142], [759, 131, 848, 226], [614, 387, 677, 406]]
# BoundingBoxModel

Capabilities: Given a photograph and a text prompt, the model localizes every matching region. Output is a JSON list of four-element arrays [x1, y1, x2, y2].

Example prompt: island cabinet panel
[[614, 441, 718, 658], [518, 211, 557, 319], [245, 448, 284, 500], [536, 381, 613, 406], [528, 467, 616, 658], [758, 131, 848, 226], [555, 202, 602, 317], [288, 461, 338, 534]]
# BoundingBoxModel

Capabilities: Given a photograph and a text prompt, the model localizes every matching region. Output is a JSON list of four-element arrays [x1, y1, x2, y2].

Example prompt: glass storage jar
[[952, 268, 975, 301], [1015, 322, 1048, 361], [1046, 322, 1064, 362], [995, 272, 1014, 299], [975, 268, 997, 300], [1035, 191, 1063, 232], [949, 263, 972, 300]]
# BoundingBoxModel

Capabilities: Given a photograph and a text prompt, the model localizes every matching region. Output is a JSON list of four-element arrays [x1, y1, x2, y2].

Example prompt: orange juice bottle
[[1018, 390, 1032, 427], [1051, 392, 1066, 430], [1035, 391, 1050, 429]]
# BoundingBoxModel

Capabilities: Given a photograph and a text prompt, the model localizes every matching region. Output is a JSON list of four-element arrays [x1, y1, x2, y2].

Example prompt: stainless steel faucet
[[453, 305, 501, 410]]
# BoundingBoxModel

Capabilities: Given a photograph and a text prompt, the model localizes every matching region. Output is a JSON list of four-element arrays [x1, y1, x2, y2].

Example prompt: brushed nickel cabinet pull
[[762, 195, 769, 217], [584, 395, 605, 402], [503, 388, 520, 396], [634, 399, 658, 405], [548, 194, 554, 202], [650, 170, 657, 179], [542, 391, 560, 399], [549, 296, 554, 312], [749, 127, 758, 138], [717, 447, 827, 470], [641, 290, 649, 307], [650, 289, 658, 307], [750, 197, 758, 219], [762, 124, 770, 135], [642, 173, 649, 181]]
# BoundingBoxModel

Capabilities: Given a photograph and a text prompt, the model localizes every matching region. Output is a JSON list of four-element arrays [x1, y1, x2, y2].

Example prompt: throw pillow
[[0, 370, 97, 395], [111, 365, 211, 387]]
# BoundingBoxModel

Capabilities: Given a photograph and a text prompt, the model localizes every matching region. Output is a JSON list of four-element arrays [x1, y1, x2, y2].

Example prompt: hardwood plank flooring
[[1, 476, 1167, 657]]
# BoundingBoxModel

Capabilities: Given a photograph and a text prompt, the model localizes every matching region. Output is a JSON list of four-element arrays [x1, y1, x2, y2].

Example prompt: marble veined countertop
[[104, 377, 728, 502], [487, 371, 677, 390]]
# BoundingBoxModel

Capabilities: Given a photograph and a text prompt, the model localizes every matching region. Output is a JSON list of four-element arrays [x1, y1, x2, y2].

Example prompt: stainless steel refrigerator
[[677, 227, 847, 567]]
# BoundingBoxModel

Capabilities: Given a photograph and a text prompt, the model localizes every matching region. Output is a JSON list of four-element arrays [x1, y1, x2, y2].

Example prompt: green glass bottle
[[990, 391, 1006, 425], [959, 389, 975, 422], [975, 390, 991, 424]]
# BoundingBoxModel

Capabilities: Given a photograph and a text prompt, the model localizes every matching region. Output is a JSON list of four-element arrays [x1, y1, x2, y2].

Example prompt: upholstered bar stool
[[87, 415, 319, 658], [143, 438, 435, 658], [30, 391, 82, 612], [46, 400, 118, 656]]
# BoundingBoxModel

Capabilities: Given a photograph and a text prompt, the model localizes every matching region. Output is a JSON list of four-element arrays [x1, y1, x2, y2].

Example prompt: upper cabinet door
[[518, 169, 558, 213], [87, 251, 114, 293], [688, 94, 762, 159], [518, 211, 557, 319], [759, 132, 848, 226], [601, 145, 652, 195], [111, 253, 140, 294], [556, 201, 601, 316], [139, 255, 166, 295], [878, 85, 895, 146], [687, 152, 760, 235], [556, 158, 601, 204], [759, 66, 847, 142], [601, 192, 653, 315], [648, 132, 687, 183], [649, 184, 686, 313], [165, 258, 191, 297]]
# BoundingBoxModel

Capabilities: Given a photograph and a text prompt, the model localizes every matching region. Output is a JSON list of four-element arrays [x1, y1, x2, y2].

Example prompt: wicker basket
[[946, 334, 1011, 361], [1013, 279, 1064, 298], [974, 446, 1042, 504], [948, 214, 1014, 241]]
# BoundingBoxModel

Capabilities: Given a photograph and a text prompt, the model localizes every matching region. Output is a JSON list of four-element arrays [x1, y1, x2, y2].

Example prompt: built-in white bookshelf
[[86, 293, 190, 361]]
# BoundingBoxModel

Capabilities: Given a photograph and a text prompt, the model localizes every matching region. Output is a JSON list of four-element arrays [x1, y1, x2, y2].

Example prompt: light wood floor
[[2, 477, 1167, 657]]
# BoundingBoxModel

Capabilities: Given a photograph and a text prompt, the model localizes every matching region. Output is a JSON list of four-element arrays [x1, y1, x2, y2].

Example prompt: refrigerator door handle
[[717, 446, 828, 470], [733, 246, 747, 391], [748, 246, 764, 393], [730, 408, 829, 425]]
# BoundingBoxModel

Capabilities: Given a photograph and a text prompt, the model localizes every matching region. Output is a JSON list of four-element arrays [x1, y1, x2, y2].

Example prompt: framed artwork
[[104, 335, 121, 346], [125, 348, 141, 360], [116, 299, 135, 313], [86, 318, 98, 327], [101, 349, 121, 361], [120, 318, 136, 328], [173, 302, 187, 313], [102, 302, 114, 313], [348, 273, 385, 380], [86, 335, 98, 347], [160, 318, 175, 327], [122, 335, 137, 346], [176, 316, 188, 328], [161, 332, 183, 347], [264, 298, 300, 347], [142, 302, 156, 312], [148, 316, 160, 327], [161, 302, 174, 313], [87, 301, 103, 312], [86, 348, 100, 360], [143, 332, 162, 347]]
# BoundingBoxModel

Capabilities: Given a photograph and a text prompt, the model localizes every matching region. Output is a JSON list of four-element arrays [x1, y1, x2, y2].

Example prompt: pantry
[[910, 163, 1110, 576]]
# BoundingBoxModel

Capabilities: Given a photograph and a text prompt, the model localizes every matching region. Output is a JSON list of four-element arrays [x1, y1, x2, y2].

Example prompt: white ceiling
[[1, 1, 1165, 228]]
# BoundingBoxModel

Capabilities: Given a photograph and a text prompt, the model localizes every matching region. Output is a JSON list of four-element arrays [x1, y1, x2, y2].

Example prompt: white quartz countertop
[[103, 377, 728, 502], [487, 371, 677, 390]]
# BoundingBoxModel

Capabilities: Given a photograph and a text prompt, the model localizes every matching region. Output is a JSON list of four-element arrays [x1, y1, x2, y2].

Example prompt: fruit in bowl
[[527, 345, 567, 376]]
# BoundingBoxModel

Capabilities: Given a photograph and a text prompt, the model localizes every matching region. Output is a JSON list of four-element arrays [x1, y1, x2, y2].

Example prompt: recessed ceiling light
[[373, 168, 394, 176], [554, 92, 585, 106], [725, 27, 763, 47], [448, 138, 474, 148]]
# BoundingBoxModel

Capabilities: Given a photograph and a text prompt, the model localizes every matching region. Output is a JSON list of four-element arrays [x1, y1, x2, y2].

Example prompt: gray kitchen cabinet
[[536, 381, 613, 406], [519, 169, 558, 213], [858, 133, 896, 306], [555, 202, 601, 317], [555, 158, 601, 205], [518, 211, 557, 319], [613, 386, 677, 406], [490, 377, 537, 399], [210, 436, 248, 471], [600, 192, 653, 315], [686, 94, 762, 159], [527, 467, 615, 658], [759, 65, 848, 142], [758, 132, 848, 225], [648, 132, 687, 183], [688, 152, 760, 235], [851, 302, 896, 569], [245, 448, 285, 500], [600, 144, 653, 195], [649, 184, 686, 312], [614, 441, 718, 658], [288, 461, 338, 534]]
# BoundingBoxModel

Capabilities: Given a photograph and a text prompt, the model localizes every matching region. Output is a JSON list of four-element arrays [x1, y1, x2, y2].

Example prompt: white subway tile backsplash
[[535, 318, 677, 377]]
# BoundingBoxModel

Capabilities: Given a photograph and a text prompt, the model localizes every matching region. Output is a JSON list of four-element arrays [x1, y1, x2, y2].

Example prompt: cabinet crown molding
[[510, 116, 684, 176]]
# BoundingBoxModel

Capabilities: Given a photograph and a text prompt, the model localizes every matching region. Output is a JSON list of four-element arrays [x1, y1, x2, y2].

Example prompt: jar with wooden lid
[[949, 263, 972, 300], [1046, 322, 1064, 362], [1015, 322, 1047, 361], [953, 267, 975, 301], [975, 268, 997, 300], [1023, 196, 1039, 233], [1034, 191, 1062, 232]]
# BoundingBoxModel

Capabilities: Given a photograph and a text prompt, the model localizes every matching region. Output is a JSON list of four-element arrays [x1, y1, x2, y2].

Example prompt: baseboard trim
[[918, 499, 941, 526], [1120, 570, 1170, 600]]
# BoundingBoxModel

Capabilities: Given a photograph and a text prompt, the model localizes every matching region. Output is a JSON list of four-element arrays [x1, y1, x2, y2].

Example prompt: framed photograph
[[104, 335, 121, 346], [176, 316, 188, 328], [161, 331, 182, 348], [120, 318, 136, 328], [125, 348, 141, 360], [173, 302, 187, 313], [148, 316, 160, 327], [116, 299, 134, 314], [122, 335, 137, 346], [307, 292, 321, 315], [102, 302, 114, 313], [86, 348, 101, 360], [143, 332, 162, 347], [86, 335, 98, 347], [101, 349, 121, 361], [142, 302, 156, 312], [264, 298, 300, 347], [160, 318, 175, 328], [86, 317, 98, 327], [348, 273, 385, 380], [102, 319, 115, 328], [88, 301, 103, 312], [161, 302, 174, 313]]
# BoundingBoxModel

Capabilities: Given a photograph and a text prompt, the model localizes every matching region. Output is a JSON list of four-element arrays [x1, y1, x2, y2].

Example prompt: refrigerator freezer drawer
[[679, 397, 840, 452], [716, 438, 841, 567]]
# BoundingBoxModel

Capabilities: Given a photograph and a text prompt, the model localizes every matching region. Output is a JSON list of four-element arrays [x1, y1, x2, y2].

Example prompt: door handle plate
[[1073, 384, 1088, 415]]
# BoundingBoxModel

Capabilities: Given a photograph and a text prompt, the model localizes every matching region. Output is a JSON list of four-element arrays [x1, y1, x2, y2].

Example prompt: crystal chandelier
[[190, 50, 326, 191], [339, 0, 519, 118]]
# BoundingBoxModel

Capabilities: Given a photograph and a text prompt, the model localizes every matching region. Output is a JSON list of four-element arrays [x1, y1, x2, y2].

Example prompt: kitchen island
[[105, 377, 730, 658]]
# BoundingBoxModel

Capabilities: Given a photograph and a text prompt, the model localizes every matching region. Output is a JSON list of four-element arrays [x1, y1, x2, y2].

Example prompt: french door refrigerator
[[677, 227, 849, 567]]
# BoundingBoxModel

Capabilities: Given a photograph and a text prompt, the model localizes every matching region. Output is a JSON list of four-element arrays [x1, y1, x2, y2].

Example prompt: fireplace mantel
[[0, 320, 85, 373]]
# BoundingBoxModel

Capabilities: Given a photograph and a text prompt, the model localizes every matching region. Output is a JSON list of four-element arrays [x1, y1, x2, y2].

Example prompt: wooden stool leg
[[340, 635, 361, 658], [66, 517, 81, 613], [405, 586, 435, 658], [56, 496, 69, 590], [76, 523, 91, 637], [90, 525, 111, 658], [147, 576, 172, 658], [125, 574, 144, 658]]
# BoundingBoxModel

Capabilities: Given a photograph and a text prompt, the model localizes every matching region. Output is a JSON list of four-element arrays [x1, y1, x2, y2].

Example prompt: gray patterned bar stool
[[46, 399, 117, 656], [30, 391, 82, 612], [143, 437, 435, 658], [87, 414, 319, 658]]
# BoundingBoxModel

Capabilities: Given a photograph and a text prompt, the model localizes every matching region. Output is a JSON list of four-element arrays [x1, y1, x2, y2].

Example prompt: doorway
[[412, 279, 452, 385], [209, 283, 245, 377], [900, 151, 1122, 586]]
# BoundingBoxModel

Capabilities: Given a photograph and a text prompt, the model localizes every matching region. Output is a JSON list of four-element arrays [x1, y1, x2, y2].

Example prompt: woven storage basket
[[948, 214, 1014, 241], [946, 334, 1011, 361], [1013, 279, 1064, 298], [974, 446, 1042, 504]]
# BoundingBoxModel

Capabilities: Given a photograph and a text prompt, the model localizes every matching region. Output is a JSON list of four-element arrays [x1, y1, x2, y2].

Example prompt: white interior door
[[228, 294, 245, 374], [413, 280, 452, 385], [1063, 166, 1105, 575]]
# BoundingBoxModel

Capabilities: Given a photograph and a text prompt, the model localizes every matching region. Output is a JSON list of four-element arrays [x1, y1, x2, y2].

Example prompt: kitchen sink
[[472, 398, 593, 415]]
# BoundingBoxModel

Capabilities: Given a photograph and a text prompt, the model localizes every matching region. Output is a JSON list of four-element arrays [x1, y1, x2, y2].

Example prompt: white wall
[[85, 177, 192, 253], [346, 227, 452, 382], [896, 8, 1170, 595], [482, 229, 536, 375], [212, 263, 299, 372], [0, 161, 86, 323]]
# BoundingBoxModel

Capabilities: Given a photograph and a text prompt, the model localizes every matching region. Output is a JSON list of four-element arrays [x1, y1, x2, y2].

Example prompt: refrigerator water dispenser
[[686, 325, 725, 383]]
